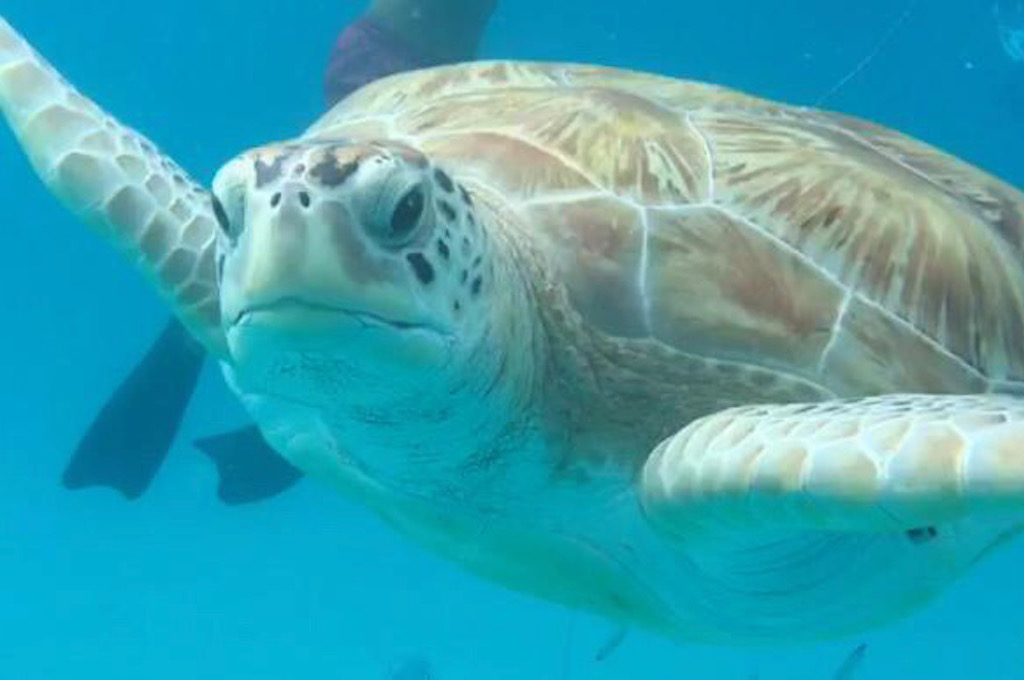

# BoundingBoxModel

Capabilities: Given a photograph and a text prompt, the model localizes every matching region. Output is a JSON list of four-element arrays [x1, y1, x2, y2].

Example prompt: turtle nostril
[[270, 192, 282, 208], [299, 191, 311, 209]]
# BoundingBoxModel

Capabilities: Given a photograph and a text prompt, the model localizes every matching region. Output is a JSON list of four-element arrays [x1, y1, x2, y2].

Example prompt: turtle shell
[[306, 61, 1024, 397]]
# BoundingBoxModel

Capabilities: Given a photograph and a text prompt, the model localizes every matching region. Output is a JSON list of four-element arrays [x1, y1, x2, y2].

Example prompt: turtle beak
[[232, 184, 313, 314]]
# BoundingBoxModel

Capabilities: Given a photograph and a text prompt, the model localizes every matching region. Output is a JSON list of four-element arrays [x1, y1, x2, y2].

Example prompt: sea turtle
[[5, 14, 1024, 645]]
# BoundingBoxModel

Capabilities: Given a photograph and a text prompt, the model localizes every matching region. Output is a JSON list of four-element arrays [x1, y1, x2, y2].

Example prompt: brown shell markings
[[308, 61, 1024, 394]]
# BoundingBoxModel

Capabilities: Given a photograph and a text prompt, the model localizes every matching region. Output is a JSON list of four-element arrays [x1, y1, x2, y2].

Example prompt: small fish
[[833, 643, 867, 680], [389, 657, 434, 680]]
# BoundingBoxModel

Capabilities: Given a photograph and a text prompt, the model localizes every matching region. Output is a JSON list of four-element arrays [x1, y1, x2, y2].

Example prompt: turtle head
[[211, 139, 518, 419]]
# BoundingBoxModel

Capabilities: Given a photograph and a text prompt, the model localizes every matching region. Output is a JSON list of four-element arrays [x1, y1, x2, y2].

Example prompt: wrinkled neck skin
[[221, 193, 549, 512]]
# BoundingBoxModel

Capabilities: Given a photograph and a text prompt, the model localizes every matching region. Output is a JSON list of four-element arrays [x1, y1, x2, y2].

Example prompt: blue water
[[1, 1, 1023, 678]]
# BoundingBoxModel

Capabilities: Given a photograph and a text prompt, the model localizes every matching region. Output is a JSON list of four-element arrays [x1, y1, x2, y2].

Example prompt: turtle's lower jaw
[[225, 295, 455, 373], [230, 297, 451, 339]]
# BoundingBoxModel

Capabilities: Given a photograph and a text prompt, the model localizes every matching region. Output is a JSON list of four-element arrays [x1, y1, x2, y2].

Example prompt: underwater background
[[1, 0, 1024, 678]]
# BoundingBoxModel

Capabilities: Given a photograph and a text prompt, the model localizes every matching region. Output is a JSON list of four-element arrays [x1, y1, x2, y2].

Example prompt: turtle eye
[[390, 186, 425, 241]]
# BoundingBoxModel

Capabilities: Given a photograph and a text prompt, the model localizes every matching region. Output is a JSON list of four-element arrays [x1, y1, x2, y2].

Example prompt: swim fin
[[193, 426, 303, 505], [62, 318, 205, 499]]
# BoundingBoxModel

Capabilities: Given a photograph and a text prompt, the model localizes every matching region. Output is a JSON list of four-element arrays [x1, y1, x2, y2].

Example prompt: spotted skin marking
[[371, 160, 495, 312], [311, 156, 360, 188], [434, 168, 455, 193], [438, 200, 457, 222], [254, 155, 287, 188], [407, 252, 436, 285]]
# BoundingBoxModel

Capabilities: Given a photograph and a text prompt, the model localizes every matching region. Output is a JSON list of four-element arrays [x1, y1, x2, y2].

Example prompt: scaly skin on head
[[212, 139, 546, 500]]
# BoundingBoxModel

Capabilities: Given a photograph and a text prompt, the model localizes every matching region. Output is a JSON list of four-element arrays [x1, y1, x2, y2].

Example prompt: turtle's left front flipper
[[641, 394, 1024, 540], [0, 15, 225, 356]]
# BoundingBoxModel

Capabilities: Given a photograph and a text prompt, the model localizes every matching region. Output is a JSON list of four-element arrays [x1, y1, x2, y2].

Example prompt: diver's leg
[[324, 0, 498, 106], [63, 319, 204, 499]]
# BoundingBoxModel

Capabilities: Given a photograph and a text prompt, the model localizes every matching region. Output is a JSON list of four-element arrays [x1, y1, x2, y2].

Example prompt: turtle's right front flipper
[[0, 15, 226, 356]]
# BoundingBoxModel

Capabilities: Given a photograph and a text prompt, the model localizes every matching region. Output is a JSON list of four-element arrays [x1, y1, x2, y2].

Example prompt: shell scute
[[697, 106, 1024, 384], [528, 197, 648, 338], [643, 206, 843, 374]]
